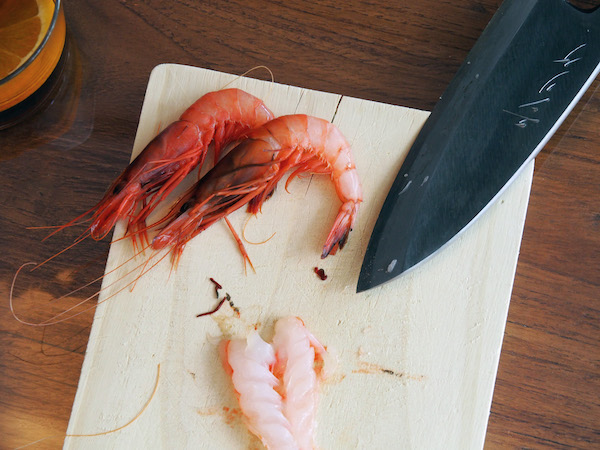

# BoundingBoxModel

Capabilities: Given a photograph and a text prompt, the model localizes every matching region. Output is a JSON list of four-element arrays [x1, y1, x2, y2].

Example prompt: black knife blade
[[357, 0, 600, 292]]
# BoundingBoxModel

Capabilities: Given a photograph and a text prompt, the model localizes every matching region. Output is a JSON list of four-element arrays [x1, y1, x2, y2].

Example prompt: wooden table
[[1, 1, 598, 448]]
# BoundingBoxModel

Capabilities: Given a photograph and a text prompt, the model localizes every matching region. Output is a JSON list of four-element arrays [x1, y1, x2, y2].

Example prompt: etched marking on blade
[[399, 180, 412, 195], [518, 98, 550, 109], [540, 71, 570, 93], [386, 259, 397, 273], [554, 43, 586, 67], [503, 110, 540, 127], [505, 42, 588, 128]]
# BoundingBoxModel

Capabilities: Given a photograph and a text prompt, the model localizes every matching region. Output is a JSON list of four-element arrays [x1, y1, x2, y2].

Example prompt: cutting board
[[65, 65, 534, 449]]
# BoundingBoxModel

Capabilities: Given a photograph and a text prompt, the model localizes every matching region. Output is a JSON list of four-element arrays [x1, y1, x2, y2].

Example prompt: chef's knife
[[357, 0, 600, 292]]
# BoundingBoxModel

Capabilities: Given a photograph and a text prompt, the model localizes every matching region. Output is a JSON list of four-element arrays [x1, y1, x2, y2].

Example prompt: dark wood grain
[[1, 1, 598, 448]]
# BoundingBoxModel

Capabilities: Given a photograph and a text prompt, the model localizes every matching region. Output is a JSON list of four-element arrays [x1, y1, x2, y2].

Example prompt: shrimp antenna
[[14, 364, 161, 449], [243, 66, 275, 102], [38, 203, 98, 241], [26, 218, 91, 231], [30, 204, 134, 273], [10, 243, 170, 327], [44, 242, 150, 306], [220, 66, 276, 102], [242, 214, 276, 245], [30, 231, 91, 272], [222, 66, 275, 89], [244, 65, 275, 84]]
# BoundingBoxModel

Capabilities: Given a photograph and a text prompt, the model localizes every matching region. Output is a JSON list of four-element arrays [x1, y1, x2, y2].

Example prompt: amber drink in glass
[[0, 0, 66, 127]]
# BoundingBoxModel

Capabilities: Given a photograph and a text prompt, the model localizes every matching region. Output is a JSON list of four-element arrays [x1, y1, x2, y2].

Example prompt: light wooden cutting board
[[65, 65, 534, 449]]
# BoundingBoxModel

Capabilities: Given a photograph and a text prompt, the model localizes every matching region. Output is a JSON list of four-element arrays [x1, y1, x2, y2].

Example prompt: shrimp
[[152, 114, 362, 263], [222, 318, 328, 450], [50, 88, 274, 244], [223, 331, 298, 450], [271, 317, 328, 450]]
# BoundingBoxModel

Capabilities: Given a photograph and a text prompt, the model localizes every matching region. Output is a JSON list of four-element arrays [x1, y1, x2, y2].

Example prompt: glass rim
[[0, 0, 62, 86]]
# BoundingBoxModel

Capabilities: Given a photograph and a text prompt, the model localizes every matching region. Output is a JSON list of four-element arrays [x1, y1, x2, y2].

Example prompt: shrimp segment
[[52, 89, 274, 243], [224, 332, 298, 450], [272, 317, 328, 450], [152, 114, 362, 261], [222, 317, 328, 450]]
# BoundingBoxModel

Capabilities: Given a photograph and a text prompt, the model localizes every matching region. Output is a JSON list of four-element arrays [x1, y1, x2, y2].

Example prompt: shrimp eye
[[112, 180, 127, 195], [180, 201, 192, 214]]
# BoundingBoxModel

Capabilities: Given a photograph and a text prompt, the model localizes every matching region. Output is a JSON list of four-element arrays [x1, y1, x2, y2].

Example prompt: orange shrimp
[[151, 114, 362, 263], [50, 88, 274, 244]]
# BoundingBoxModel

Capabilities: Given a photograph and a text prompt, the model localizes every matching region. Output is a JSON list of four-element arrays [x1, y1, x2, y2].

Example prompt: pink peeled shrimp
[[223, 331, 298, 449], [272, 317, 328, 450], [222, 317, 328, 449]]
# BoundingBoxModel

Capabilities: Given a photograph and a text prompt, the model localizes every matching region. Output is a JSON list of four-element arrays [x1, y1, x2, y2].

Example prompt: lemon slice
[[0, 0, 54, 79]]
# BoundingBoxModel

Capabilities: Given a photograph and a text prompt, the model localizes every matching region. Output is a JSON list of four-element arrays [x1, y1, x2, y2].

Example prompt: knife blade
[[357, 0, 600, 293]]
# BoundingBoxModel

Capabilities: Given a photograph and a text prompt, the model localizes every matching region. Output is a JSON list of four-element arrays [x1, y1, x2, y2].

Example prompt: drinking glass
[[0, 0, 66, 128]]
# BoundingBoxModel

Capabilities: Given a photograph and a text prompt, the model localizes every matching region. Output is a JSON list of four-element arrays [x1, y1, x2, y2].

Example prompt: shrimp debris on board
[[222, 317, 329, 450], [152, 114, 363, 263]]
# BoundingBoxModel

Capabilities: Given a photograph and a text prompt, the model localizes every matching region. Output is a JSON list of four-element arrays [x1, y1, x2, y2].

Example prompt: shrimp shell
[[152, 114, 362, 261], [52, 88, 274, 244]]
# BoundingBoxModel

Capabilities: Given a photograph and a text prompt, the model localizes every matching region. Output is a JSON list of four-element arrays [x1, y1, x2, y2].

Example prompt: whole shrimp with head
[[152, 114, 363, 263], [49, 89, 274, 244]]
